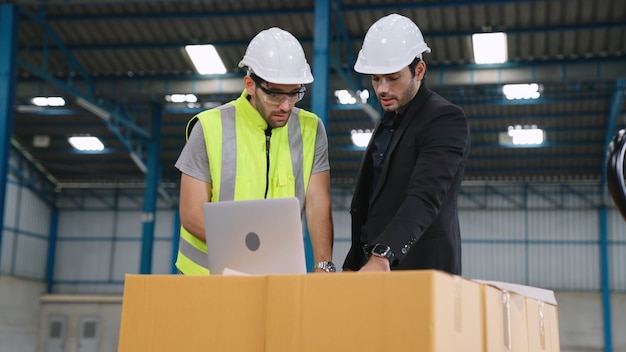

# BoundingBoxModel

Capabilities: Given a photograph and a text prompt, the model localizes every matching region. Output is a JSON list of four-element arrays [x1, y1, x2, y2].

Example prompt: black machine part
[[606, 129, 626, 221]]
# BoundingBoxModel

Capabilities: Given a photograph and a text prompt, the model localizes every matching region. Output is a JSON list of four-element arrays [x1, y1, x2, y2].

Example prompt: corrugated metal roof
[[8, 0, 626, 192]]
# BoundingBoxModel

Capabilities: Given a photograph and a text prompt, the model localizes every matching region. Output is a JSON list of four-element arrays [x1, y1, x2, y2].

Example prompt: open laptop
[[203, 197, 307, 275]]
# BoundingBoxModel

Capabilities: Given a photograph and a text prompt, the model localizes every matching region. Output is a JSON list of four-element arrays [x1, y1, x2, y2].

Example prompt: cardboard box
[[117, 275, 268, 351], [269, 271, 483, 352], [478, 280, 559, 352], [526, 297, 560, 351], [482, 284, 529, 352], [118, 270, 483, 352]]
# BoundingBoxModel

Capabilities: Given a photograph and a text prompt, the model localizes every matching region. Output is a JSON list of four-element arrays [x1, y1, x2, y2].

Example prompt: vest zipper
[[264, 127, 272, 198]]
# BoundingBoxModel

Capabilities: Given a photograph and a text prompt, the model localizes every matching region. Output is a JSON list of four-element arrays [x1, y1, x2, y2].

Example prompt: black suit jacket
[[343, 84, 470, 274]]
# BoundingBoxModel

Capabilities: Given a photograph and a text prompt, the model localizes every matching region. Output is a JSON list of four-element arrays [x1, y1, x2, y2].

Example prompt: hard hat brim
[[354, 47, 430, 75]]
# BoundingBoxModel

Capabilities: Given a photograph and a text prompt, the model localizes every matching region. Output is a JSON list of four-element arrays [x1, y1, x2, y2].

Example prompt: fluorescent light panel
[[499, 125, 544, 146], [351, 129, 372, 148], [472, 32, 508, 64], [335, 90, 357, 104], [335, 89, 370, 105], [31, 96, 66, 107], [185, 44, 227, 75], [503, 83, 541, 100], [68, 136, 104, 151], [166, 94, 198, 103]]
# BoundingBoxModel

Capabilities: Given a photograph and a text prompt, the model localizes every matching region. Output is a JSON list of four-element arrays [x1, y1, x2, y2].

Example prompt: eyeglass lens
[[252, 76, 305, 105]]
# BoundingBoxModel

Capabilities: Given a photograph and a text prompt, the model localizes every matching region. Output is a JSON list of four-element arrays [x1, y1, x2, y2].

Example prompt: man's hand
[[358, 256, 391, 272]]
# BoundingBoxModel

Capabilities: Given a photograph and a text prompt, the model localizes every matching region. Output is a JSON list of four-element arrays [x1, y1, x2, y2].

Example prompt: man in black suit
[[343, 14, 470, 274]]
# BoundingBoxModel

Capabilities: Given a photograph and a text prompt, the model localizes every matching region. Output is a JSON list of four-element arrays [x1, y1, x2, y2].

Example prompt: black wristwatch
[[370, 243, 396, 265]]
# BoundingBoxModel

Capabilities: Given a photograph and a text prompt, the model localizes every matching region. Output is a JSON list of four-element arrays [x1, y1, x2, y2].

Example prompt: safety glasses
[[251, 75, 306, 105]]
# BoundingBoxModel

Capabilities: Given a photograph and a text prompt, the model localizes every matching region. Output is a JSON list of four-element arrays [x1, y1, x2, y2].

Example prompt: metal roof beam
[[328, 0, 380, 121], [31, 22, 623, 53], [23, 0, 568, 22], [17, 7, 154, 175]]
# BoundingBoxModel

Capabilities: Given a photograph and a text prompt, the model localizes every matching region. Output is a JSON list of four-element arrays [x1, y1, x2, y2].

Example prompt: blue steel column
[[139, 102, 162, 274], [599, 80, 623, 352], [0, 3, 18, 266], [599, 207, 613, 352], [308, 0, 331, 271]]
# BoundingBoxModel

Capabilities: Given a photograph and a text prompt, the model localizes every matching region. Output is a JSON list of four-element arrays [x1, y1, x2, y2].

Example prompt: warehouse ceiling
[[6, 0, 626, 199]]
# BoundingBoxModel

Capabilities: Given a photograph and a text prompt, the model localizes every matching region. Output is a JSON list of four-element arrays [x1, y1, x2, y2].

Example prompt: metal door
[[45, 315, 66, 352], [76, 317, 99, 352]]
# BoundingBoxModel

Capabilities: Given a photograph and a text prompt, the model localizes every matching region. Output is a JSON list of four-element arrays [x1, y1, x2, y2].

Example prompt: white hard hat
[[354, 14, 431, 75], [238, 27, 314, 84]]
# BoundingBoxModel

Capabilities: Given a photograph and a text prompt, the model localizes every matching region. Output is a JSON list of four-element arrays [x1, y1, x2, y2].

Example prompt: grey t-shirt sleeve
[[312, 119, 330, 174], [174, 122, 211, 183]]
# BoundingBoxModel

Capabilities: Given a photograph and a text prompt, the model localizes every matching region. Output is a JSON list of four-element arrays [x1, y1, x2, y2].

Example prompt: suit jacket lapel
[[370, 84, 433, 203]]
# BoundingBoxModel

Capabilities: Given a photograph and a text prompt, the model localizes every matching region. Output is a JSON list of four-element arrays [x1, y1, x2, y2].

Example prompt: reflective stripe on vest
[[176, 92, 318, 275], [215, 106, 307, 203]]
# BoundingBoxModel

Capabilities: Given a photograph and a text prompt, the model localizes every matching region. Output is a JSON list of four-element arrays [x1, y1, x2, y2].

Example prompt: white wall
[[53, 207, 176, 294], [558, 292, 626, 352], [0, 276, 44, 352]]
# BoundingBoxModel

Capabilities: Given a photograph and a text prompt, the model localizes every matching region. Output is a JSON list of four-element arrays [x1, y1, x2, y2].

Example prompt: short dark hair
[[408, 57, 421, 77], [249, 72, 265, 85]]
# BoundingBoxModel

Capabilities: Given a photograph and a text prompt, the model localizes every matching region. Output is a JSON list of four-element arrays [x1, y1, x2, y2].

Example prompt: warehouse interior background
[[0, 0, 625, 351]]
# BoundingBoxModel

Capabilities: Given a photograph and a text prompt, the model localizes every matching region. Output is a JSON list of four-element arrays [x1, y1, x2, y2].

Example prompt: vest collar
[[237, 89, 270, 131]]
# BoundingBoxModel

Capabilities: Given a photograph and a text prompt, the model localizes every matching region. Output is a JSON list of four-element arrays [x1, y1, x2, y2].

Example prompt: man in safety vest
[[174, 27, 335, 275]]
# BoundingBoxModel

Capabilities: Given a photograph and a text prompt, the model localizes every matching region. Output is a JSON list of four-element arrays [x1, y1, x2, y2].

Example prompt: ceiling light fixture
[[185, 44, 227, 75], [334, 89, 370, 105], [472, 32, 508, 64], [31, 96, 66, 107], [503, 83, 541, 100], [351, 129, 372, 148], [166, 94, 198, 103], [68, 136, 105, 151], [335, 90, 357, 105], [499, 125, 544, 146]]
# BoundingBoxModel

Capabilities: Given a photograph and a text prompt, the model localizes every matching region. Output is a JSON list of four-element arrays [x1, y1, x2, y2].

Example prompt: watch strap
[[314, 261, 336, 272]]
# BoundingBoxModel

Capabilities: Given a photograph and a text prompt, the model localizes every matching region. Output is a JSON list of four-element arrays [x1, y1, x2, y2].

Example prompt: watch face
[[372, 244, 390, 256]]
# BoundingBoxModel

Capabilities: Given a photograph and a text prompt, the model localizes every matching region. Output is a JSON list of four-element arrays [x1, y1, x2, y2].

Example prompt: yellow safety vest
[[176, 90, 319, 275]]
